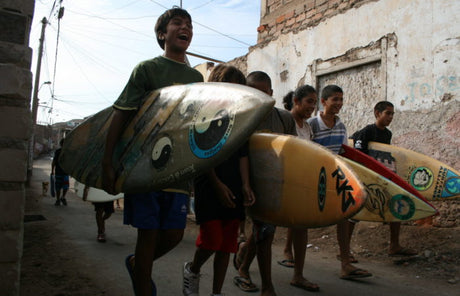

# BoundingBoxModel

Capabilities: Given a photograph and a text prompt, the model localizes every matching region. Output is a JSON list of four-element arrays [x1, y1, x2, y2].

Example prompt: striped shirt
[[307, 114, 348, 154]]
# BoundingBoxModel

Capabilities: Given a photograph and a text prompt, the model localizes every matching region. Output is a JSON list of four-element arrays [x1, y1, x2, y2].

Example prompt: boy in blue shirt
[[308, 85, 372, 280]]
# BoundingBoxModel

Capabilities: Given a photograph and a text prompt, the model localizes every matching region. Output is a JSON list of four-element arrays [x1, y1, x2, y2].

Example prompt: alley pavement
[[21, 157, 455, 296]]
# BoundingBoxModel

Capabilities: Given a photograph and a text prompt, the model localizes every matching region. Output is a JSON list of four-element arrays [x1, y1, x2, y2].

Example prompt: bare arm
[[102, 109, 134, 194], [207, 169, 236, 208], [239, 156, 255, 206]]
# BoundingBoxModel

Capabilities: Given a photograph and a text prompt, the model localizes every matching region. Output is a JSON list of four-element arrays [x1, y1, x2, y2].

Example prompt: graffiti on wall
[[405, 75, 459, 103]]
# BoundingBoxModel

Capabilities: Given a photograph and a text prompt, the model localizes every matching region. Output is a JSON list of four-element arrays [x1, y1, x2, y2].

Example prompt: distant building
[[231, 0, 459, 168]]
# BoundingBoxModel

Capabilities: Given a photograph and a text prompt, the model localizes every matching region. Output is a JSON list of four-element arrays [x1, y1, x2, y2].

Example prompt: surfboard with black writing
[[248, 133, 367, 228]]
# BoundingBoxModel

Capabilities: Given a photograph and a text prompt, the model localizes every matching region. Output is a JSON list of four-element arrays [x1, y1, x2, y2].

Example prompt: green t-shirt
[[114, 56, 204, 110]]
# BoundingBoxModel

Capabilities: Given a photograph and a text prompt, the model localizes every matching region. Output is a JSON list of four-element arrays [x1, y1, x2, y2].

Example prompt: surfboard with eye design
[[59, 83, 275, 194]]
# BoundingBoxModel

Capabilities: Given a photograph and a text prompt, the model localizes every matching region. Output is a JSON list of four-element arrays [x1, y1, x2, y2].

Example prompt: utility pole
[[27, 17, 48, 180]]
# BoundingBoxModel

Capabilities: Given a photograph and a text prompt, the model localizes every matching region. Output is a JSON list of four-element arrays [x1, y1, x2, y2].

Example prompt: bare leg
[[212, 251, 230, 294], [283, 228, 294, 262], [133, 228, 184, 296], [255, 225, 276, 296], [238, 231, 256, 279], [134, 229, 157, 296], [338, 220, 370, 278], [292, 228, 306, 280], [389, 222, 417, 255], [189, 247, 214, 274], [337, 220, 352, 273], [95, 208, 105, 234], [389, 222, 401, 252], [291, 229, 319, 290]]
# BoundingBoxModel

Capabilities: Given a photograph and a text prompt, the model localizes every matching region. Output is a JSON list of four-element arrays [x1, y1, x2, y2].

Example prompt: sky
[[30, 0, 260, 124]]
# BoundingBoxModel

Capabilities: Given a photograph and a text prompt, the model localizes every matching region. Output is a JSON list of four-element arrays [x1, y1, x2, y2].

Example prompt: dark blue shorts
[[253, 220, 276, 243], [123, 191, 188, 230], [54, 175, 69, 191]]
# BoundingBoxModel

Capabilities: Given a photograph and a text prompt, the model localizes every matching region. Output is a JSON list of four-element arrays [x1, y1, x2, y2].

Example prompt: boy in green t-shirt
[[102, 7, 203, 296]]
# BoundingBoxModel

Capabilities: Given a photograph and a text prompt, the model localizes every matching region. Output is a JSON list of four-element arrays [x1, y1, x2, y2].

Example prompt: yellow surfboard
[[366, 142, 460, 200], [248, 133, 367, 228], [339, 157, 437, 222]]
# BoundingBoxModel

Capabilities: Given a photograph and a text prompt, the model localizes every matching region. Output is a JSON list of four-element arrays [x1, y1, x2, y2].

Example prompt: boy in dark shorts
[[51, 138, 69, 206], [234, 71, 297, 296], [351, 101, 417, 257], [101, 7, 203, 296]]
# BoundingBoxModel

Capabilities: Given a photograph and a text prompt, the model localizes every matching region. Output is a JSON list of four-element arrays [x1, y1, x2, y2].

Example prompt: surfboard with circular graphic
[[365, 142, 460, 200], [338, 156, 437, 222], [59, 83, 275, 194], [248, 133, 367, 228]]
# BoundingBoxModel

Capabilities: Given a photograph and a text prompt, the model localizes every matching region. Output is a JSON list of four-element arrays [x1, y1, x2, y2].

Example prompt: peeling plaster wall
[[247, 0, 459, 168]]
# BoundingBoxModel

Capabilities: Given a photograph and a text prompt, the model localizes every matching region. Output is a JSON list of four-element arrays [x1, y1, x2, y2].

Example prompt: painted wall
[[246, 0, 459, 168]]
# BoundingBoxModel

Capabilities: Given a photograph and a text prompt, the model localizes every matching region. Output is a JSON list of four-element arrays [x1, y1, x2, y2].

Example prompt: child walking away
[[82, 186, 115, 242], [308, 85, 373, 280], [351, 101, 418, 257], [51, 138, 69, 206], [101, 7, 203, 296], [183, 64, 256, 296]]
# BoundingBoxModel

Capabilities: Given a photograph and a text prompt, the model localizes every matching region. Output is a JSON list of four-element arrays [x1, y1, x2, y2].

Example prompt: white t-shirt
[[296, 121, 312, 141]]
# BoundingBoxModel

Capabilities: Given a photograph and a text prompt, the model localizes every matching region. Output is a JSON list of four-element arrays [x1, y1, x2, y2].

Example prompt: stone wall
[[257, 0, 378, 45], [0, 1, 34, 295]]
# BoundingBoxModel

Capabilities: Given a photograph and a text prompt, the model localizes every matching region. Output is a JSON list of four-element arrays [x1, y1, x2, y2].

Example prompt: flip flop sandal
[[336, 254, 358, 263], [340, 268, 372, 280], [233, 241, 247, 270], [125, 254, 157, 296], [97, 233, 106, 243], [233, 276, 259, 292], [277, 259, 295, 268], [290, 280, 320, 292], [388, 247, 418, 256]]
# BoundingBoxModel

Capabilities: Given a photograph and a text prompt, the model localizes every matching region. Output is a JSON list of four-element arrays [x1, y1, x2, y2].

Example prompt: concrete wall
[[0, 0, 34, 295], [246, 0, 459, 168]]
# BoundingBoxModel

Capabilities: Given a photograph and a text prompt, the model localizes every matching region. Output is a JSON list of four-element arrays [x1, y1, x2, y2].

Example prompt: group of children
[[99, 7, 416, 296]]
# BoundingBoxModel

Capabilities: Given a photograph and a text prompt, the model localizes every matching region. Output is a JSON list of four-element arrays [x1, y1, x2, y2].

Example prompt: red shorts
[[196, 219, 239, 253]]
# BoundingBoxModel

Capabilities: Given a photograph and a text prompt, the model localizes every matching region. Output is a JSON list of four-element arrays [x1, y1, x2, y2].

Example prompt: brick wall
[[0, 1, 34, 295], [257, 0, 377, 45]]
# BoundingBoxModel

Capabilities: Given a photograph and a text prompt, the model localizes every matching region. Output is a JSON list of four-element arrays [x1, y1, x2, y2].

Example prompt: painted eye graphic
[[151, 136, 172, 170], [193, 109, 230, 150]]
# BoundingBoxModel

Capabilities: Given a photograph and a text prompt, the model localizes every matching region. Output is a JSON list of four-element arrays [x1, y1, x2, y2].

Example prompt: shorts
[[93, 201, 114, 214], [123, 191, 188, 230], [54, 175, 69, 191], [252, 219, 276, 243], [196, 219, 240, 253]]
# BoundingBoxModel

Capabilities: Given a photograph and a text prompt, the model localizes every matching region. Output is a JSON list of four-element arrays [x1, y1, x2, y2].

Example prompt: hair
[[321, 84, 343, 100], [283, 85, 316, 111], [155, 7, 192, 50], [246, 71, 272, 88], [282, 91, 294, 110], [59, 138, 65, 147], [208, 64, 246, 85], [374, 101, 394, 113]]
